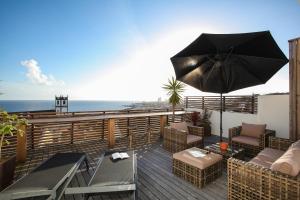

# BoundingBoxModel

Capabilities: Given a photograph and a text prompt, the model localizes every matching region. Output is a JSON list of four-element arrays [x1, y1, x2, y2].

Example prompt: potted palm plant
[[162, 77, 185, 122], [191, 111, 200, 126], [0, 111, 27, 190]]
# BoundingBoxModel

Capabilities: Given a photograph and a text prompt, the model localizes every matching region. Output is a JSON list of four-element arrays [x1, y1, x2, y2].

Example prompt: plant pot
[[198, 123, 211, 136], [220, 142, 228, 151], [0, 156, 16, 191]]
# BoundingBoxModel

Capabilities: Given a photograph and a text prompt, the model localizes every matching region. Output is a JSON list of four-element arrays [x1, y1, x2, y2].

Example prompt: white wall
[[187, 94, 289, 139], [210, 111, 257, 138], [257, 95, 289, 138]]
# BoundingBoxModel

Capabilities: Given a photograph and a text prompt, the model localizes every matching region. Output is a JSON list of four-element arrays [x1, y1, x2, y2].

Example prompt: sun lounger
[[65, 150, 137, 200], [0, 152, 87, 200]]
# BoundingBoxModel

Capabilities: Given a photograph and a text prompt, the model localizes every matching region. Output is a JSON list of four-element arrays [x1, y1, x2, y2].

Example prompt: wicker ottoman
[[172, 147, 223, 188]]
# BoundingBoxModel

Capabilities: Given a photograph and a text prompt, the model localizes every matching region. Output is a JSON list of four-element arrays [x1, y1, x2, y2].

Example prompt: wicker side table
[[172, 147, 222, 188], [204, 143, 245, 167]]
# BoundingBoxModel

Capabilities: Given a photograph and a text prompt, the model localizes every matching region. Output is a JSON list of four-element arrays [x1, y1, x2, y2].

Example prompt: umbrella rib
[[235, 54, 287, 83], [236, 58, 265, 84], [234, 54, 288, 62], [223, 47, 235, 90], [171, 31, 288, 95]]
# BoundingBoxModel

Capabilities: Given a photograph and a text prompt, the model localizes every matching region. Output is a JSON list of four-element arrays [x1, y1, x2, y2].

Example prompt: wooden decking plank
[[138, 146, 225, 200], [138, 170, 173, 200], [137, 174, 167, 200], [138, 153, 217, 200], [138, 168, 188, 200], [136, 184, 153, 200], [136, 177, 159, 200], [138, 161, 200, 200]]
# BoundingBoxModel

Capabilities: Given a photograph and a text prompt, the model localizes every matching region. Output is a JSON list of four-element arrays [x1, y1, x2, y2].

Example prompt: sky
[[0, 0, 299, 101]]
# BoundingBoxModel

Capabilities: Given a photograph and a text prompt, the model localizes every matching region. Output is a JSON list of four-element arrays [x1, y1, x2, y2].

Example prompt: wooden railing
[[185, 95, 258, 114], [3, 108, 186, 160]]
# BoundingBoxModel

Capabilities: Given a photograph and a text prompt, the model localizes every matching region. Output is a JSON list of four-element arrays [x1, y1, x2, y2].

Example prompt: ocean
[[0, 100, 135, 112]]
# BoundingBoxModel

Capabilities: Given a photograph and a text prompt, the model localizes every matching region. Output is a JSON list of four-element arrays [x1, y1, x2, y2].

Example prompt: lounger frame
[[0, 153, 86, 200], [65, 151, 137, 200]]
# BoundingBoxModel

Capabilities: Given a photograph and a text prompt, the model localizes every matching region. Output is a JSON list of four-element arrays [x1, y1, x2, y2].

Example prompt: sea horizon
[[0, 100, 139, 112]]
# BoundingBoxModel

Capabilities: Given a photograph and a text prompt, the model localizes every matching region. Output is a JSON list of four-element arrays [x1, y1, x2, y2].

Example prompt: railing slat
[[185, 95, 258, 114]]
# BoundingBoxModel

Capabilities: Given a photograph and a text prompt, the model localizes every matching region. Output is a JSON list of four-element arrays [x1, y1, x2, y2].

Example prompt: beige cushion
[[173, 147, 222, 169], [271, 148, 300, 177], [232, 135, 259, 146], [187, 134, 202, 144], [249, 148, 284, 168], [249, 156, 273, 168], [170, 122, 188, 132], [240, 122, 266, 138], [290, 140, 300, 150], [257, 148, 285, 161]]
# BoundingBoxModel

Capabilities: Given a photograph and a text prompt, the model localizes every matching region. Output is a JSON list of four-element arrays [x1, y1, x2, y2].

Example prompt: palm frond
[[162, 76, 185, 106]]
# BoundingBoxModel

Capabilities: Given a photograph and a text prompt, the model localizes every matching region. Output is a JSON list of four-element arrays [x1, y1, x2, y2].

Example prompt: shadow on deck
[[14, 137, 227, 200]]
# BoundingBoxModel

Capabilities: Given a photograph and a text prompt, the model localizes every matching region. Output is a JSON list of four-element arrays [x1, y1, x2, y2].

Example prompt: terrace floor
[[14, 136, 227, 200]]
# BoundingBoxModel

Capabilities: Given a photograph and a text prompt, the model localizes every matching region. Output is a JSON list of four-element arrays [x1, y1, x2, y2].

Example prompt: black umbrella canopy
[[171, 31, 288, 142], [171, 31, 289, 94]]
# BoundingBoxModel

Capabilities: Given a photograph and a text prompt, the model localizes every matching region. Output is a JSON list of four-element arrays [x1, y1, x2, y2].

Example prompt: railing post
[[185, 96, 188, 109], [148, 116, 151, 126], [16, 124, 27, 163], [147, 116, 151, 143], [160, 115, 167, 138], [108, 118, 115, 148], [251, 94, 255, 114], [70, 122, 74, 144], [202, 96, 205, 109], [166, 109, 169, 123], [31, 124, 34, 149], [102, 119, 105, 140]]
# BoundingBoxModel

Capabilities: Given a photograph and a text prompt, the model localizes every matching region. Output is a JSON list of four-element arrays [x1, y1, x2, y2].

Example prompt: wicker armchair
[[228, 137, 299, 200], [163, 125, 204, 153], [229, 126, 275, 157]]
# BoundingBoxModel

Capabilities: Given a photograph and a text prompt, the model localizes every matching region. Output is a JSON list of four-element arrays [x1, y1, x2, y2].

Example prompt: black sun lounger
[[0, 152, 87, 200], [65, 150, 137, 200]]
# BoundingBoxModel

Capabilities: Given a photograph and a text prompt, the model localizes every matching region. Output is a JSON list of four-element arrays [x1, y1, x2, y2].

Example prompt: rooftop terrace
[[2, 93, 298, 200], [14, 138, 226, 200]]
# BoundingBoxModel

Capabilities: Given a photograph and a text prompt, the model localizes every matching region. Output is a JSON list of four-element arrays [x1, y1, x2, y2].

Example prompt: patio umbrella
[[170, 31, 288, 141]]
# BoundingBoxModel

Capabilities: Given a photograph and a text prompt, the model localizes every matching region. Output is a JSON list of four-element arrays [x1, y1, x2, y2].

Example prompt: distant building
[[158, 97, 162, 102], [55, 96, 68, 112]]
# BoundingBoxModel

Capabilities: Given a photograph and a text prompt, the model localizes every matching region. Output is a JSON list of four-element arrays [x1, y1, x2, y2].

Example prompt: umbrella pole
[[220, 93, 223, 142]]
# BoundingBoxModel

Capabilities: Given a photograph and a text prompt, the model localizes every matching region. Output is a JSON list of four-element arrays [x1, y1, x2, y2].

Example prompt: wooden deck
[[14, 137, 227, 200]]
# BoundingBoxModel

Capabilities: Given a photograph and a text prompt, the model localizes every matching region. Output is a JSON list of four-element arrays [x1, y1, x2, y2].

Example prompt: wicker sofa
[[228, 137, 300, 200], [163, 122, 204, 153], [229, 123, 275, 157]]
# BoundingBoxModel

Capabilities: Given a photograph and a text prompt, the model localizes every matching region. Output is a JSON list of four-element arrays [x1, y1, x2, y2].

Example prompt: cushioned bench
[[248, 147, 284, 168], [228, 137, 300, 200]]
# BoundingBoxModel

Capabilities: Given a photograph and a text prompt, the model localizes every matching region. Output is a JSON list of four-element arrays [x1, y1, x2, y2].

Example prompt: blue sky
[[0, 0, 299, 100]]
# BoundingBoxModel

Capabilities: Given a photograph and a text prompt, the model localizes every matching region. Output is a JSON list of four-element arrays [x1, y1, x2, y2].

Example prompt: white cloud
[[21, 59, 65, 86]]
